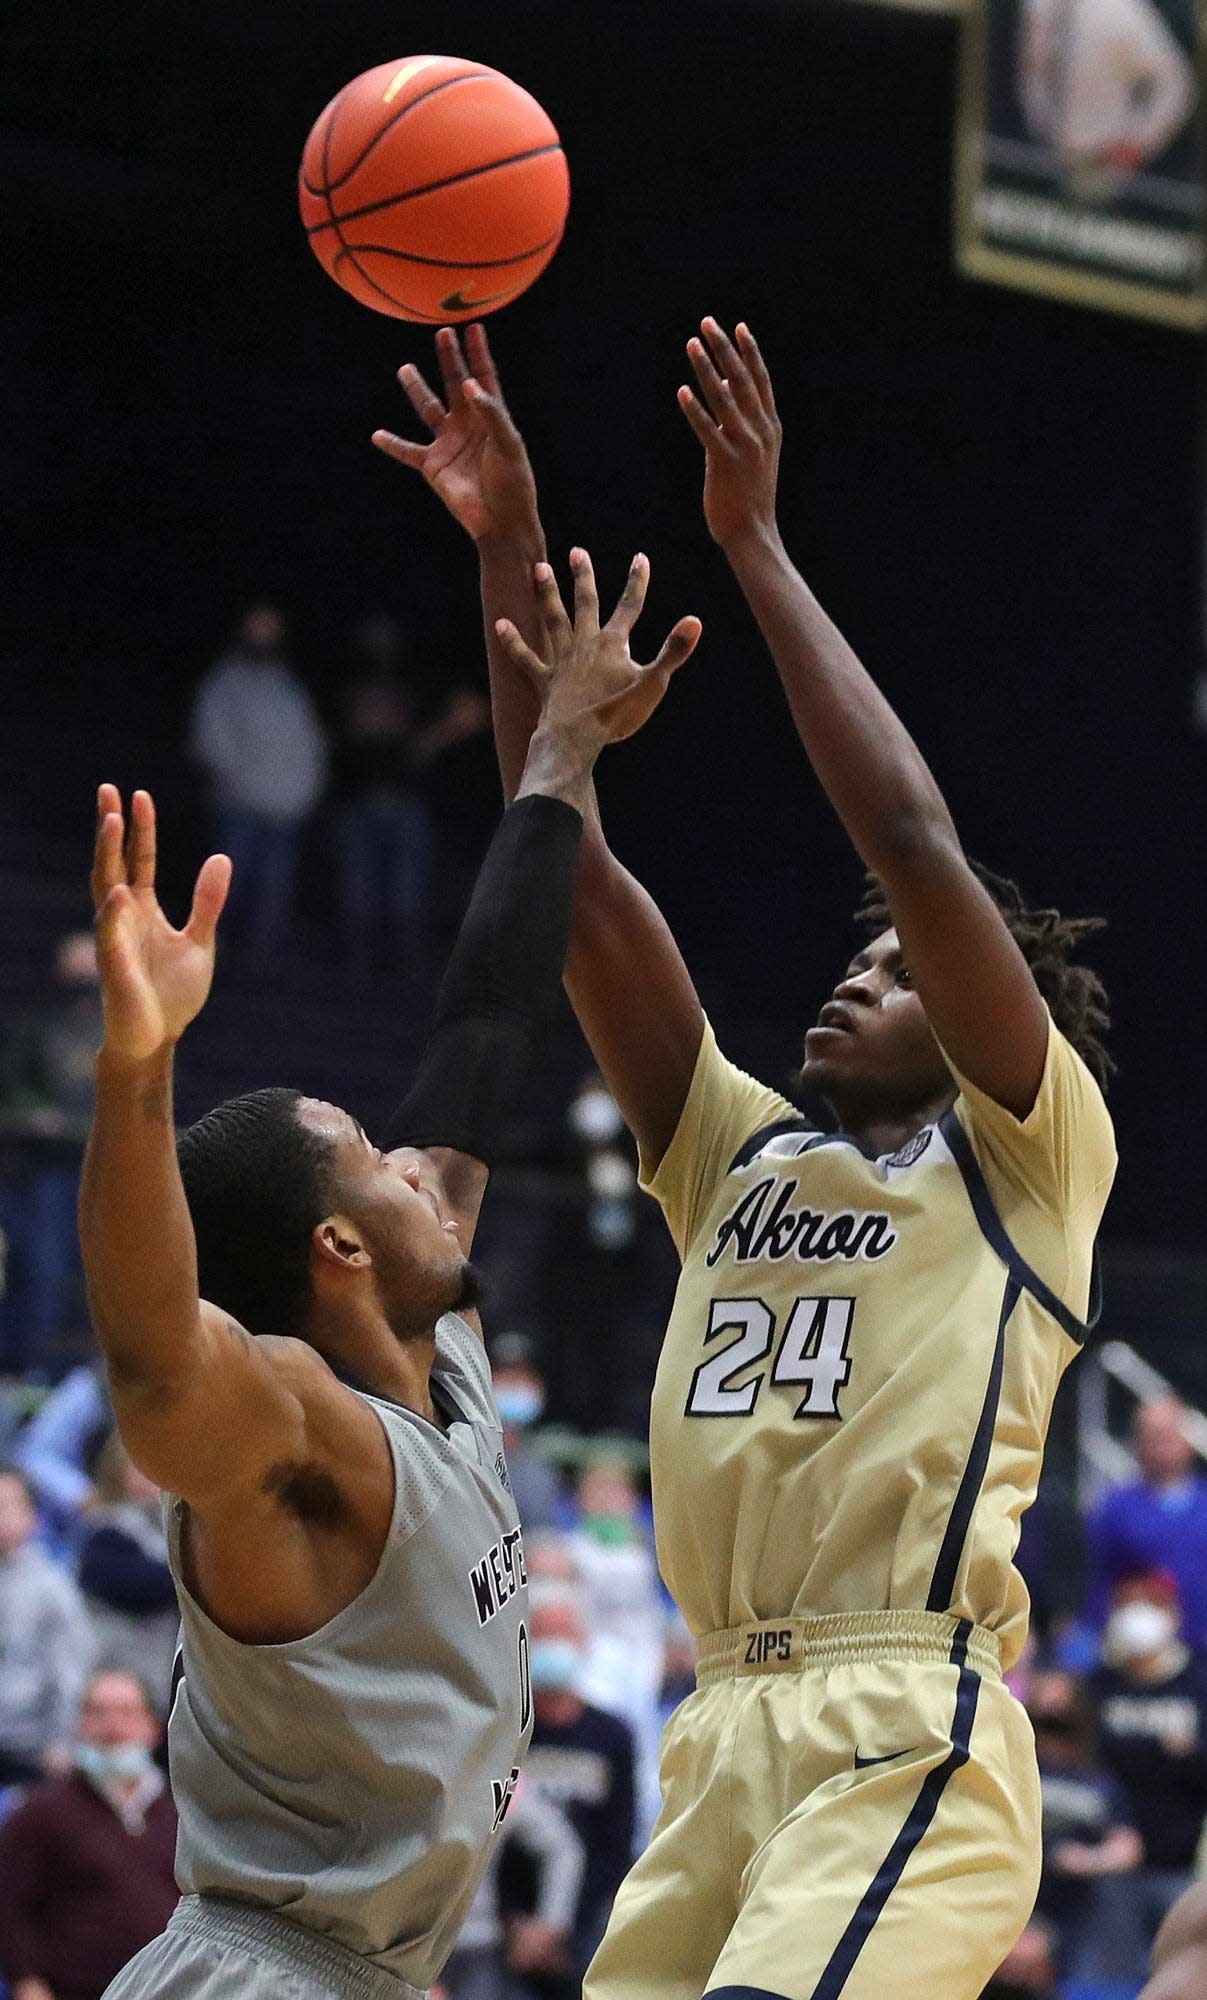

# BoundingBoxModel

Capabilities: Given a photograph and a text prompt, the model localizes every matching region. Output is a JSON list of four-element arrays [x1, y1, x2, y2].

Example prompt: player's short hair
[[177, 1088, 339, 1339], [855, 863, 1113, 1090]]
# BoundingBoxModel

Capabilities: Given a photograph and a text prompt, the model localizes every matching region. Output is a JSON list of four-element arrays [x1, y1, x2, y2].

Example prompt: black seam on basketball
[[324, 232, 560, 272], [305, 144, 564, 237], [330, 247, 447, 319], [320, 70, 495, 197], [320, 94, 416, 314]]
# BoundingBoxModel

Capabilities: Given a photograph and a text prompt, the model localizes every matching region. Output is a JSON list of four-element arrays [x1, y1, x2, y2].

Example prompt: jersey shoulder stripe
[[938, 1107, 1101, 1345]]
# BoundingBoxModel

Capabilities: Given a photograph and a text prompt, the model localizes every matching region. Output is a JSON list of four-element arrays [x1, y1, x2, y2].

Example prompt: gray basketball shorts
[[104, 1897, 426, 2000]]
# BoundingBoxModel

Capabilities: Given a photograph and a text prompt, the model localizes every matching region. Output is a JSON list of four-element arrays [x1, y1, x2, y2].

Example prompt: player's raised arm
[[374, 326, 706, 1170], [679, 316, 1050, 1120], [382, 543, 701, 1246], [78, 788, 310, 1501]]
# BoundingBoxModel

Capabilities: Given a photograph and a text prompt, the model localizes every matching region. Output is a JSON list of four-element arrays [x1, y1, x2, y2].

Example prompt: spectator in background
[[78, 1433, 177, 1711], [979, 1919, 1061, 1999], [331, 613, 488, 976], [0, 1464, 94, 1784], [445, 1774, 584, 2000], [1087, 1398, 1207, 1649], [0, 1668, 177, 2000], [519, 1585, 637, 1975], [14, 1363, 109, 1544], [189, 602, 327, 967], [1094, 1569, 1207, 1954], [568, 1453, 665, 1838], [0, 932, 103, 1368], [1030, 1666, 1145, 1983], [490, 1331, 561, 1533]]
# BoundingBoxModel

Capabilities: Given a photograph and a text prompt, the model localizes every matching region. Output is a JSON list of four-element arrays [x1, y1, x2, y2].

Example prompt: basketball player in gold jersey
[[375, 321, 1116, 2000]]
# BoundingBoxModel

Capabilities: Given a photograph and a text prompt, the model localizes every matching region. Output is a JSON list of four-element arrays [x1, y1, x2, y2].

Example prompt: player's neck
[[311, 1308, 440, 1421], [830, 1087, 956, 1159]]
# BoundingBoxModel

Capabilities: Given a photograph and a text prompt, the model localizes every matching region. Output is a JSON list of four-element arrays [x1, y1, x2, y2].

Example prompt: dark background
[[3, 0, 1202, 1253]]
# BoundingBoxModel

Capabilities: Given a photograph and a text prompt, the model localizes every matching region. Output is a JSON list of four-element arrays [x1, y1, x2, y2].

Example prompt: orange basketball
[[299, 55, 570, 322]]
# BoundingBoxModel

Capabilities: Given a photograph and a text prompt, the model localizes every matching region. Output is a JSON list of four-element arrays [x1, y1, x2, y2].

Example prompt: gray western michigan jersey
[[164, 1312, 532, 1989]]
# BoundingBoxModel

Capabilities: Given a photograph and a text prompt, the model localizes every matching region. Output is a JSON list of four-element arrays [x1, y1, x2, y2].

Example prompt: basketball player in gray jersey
[[80, 550, 700, 2000]]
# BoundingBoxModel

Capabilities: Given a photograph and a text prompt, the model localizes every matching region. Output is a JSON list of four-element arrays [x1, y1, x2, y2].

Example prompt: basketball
[[298, 55, 570, 323]]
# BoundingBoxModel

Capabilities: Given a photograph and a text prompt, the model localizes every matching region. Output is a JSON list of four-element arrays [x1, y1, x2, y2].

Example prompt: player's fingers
[[736, 323, 778, 418], [462, 378, 523, 451], [371, 429, 428, 471], [185, 853, 232, 951], [493, 619, 551, 687], [568, 548, 601, 636], [676, 385, 720, 452], [397, 361, 447, 433], [127, 789, 156, 890], [700, 317, 757, 414], [91, 787, 124, 907], [687, 337, 740, 432], [94, 883, 138, 977], [647, 614, 703, 682], [533, 561, 573, 647], [465, 321, 503, 399], [607, 553, 650, 637], [435, 326, 470, 407]]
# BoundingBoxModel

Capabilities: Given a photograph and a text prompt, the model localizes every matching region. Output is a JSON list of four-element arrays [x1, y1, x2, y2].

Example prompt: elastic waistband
[[695, 1610, 1001, 1686], [168, 1896, 422, 2000]]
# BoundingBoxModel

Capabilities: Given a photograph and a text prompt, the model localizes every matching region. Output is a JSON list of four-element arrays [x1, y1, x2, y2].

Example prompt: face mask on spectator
[[581, 1511, 633, 1548], [529, 1640, 583, 1692], [75, 1741, 155, 1784], [1103, 1601, 1178, 1664], [495, 1384, 543, 1429]]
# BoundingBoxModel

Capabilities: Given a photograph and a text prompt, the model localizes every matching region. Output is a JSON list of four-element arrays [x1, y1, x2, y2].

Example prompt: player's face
[[800, 929, 953, 1124], [299, 1102, 472, 1337]]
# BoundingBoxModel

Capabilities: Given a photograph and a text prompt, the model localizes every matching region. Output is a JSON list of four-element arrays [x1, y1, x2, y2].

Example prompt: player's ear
[[313, 1216, 372, 1271]]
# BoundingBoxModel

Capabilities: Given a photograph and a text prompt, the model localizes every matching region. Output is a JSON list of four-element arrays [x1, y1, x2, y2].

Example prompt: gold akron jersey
[[642, 1017, 1116, 1670]]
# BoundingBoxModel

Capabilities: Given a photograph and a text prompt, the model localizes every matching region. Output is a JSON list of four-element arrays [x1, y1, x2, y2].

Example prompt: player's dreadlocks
[[855, 862, 1114, 1090]]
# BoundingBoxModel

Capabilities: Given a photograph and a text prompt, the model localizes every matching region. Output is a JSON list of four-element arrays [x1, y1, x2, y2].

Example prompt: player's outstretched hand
[[678, 317, 782, 551], [372, 323, 539, 546], [90, 785, 231, 1063], [495, 547, 701, 752]]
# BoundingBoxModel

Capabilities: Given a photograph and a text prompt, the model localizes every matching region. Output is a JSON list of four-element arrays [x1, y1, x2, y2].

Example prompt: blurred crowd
[[1, 1342, 1206, 2000]]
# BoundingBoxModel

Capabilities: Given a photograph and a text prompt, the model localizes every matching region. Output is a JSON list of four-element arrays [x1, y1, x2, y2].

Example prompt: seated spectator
[[1087, 1398, 1207, 1650], [980, 1918, 1060, 1999], [1030, 1666, 1145, 1984], [14, 1364, 109, 1540], [1093, 1569, 1207, 1957], [491, 1332, 562, 1533], [445, 1774, 584, 2000], [0, 1465, 94, 1783], [78, 1432, 177, 1711], [0, 1668, 177, 2000], [520, 1585, 637, 1972], [568, 1452, 665, 1837]]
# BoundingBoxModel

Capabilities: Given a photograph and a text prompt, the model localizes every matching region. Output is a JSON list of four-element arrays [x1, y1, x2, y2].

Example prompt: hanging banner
[[956, 0, 1206, 328]]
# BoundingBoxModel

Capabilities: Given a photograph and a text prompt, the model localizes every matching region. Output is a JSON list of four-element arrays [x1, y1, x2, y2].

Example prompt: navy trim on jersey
[[937, 1106, 1099, 1344], [701, 1623, 981, 2000], [927, 1276, 1020, 1613], [728, 1119, 816, 1174]]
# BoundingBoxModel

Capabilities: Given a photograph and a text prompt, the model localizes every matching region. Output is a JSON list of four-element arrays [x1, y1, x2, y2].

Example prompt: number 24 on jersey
[[686, 1296, 855, 1420]]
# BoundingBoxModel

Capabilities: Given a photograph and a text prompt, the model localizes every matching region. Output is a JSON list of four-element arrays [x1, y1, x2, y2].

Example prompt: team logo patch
[[885, 1128, 933, 1170], [495, 1450, 512, 1494]]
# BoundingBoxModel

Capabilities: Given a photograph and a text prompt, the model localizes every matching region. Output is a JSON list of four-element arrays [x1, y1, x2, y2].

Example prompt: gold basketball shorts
[[584, 1610, 1040, 2000]]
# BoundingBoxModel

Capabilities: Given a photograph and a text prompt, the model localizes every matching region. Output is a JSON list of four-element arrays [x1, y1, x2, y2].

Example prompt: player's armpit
[[642, 1019, 800, 1259], [948, 1011, 1116, 1220], [109, 1301, 312, 1506]]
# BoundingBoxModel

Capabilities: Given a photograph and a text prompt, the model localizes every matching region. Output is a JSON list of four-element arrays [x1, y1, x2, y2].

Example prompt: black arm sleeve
[[383, 792, 583, 1166]]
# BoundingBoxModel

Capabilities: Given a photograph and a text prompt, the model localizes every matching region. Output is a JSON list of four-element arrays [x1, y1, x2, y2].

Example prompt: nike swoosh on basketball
[[853, 1746, 918, 1769], [439, 285, 517, 313]]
